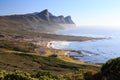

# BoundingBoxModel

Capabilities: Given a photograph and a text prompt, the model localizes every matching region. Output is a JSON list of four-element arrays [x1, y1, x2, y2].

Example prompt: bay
[[51, 26, 120, 63]]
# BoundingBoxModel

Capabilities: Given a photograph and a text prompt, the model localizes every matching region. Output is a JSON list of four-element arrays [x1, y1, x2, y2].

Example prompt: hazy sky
[[0, 0, 120, 27]]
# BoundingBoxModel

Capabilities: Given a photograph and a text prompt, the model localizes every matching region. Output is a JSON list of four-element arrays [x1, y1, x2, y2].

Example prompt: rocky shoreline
[[23, 34, 106, 64], [46, 41, 87, 60], [45, 40, 105, 64]]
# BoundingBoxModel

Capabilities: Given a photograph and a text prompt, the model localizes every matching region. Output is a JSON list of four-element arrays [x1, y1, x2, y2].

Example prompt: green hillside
[[0, 37, 101, 80]]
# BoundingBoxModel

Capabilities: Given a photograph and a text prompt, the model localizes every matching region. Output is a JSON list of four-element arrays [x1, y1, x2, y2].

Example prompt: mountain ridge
[[34, 9, 74, 24], [0, 9, 75, 33]]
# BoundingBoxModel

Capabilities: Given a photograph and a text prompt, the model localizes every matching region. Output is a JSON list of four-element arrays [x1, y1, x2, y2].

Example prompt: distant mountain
[[0, 9, 75, 33], [35, 9, 74, 24]]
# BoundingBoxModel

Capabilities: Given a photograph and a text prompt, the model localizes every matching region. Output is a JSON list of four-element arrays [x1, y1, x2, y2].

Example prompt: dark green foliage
[[82, 57, 120, 80], [49, 54, 58, 57], [0, 66, 100, 80], [101, 57, 120, 80], [0, 70, 66, 80], [32, 56, 99, 72], [64, 73, 83, 80], [0, 70, 8, 80], [0, 70, 33, 80], [84, 70, 98, 80], [35, 70, 53, 78], [92, 72, 103, 80], [34, 70, 65, 80]]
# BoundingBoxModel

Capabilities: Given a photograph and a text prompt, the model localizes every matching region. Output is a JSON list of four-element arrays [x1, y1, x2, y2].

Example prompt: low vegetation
[[38, 33, 97, 41], [3, 58, 120, 80], [0, 70, 32, 80], [0, 39, 37, 53], [1, 37, 120, 80], [83, 57, 120, 80], [2, 35, 120, 80], [0, 37, 101, 80], [0, 70, 88, 80], [101, 57, 120, 80]]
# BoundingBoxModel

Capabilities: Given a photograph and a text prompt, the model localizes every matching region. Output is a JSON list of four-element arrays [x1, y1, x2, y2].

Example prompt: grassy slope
[[0, 50, 100, 73], [0, 38, 100, 74]]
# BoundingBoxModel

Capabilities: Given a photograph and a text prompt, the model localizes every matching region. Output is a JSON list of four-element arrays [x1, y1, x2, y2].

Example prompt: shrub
[[64, 72, 84, 80], [0, 70, 8, 80], [84, 70, 98, 80], [34, 70, 65, 80], [0, 39, 37, 52], [38, 76, 53, 80], [35, 70, 53, 78], [49, 54, 58, 57], [83, 57, 120, 80], [101, 57, 120, 80], [0, 70, 33, 80]]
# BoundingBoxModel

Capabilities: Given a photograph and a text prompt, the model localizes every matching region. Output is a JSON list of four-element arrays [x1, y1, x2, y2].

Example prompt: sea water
[[51, 26, 120, 63]]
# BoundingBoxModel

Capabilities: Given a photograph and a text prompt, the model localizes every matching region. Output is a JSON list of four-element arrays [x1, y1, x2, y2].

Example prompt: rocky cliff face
[[65, 16, 74, 24], [0, 9, 75, 33], [36, 9, 74, 24]]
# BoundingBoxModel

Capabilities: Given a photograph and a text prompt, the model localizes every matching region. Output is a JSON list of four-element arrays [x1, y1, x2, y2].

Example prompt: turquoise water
[[51, 27, 120, 63]]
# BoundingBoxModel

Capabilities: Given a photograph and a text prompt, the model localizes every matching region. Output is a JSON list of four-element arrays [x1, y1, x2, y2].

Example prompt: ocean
[[51, 26, 120, 63]]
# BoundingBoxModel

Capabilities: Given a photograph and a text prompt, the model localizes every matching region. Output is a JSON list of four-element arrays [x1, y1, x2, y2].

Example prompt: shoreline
[[28, 34, 107, 65], [35, 40, 86, 64], [46, 41, 83, 63], [46, 40, 105, 65], [47, 41, 56, 48]]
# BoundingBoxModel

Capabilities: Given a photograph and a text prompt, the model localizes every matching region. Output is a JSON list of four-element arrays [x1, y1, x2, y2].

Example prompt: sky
[[0, 0, 120, 27]]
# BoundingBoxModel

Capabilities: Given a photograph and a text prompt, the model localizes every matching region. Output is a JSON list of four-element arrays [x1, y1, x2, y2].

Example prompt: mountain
[[35, 9, 74, 24], [0, 9, 75, 33]]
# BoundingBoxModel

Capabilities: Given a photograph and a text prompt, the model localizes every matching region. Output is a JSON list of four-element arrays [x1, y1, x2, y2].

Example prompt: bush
[[64, 71, 84, 80], [0, 70, 33, 80], [49, 54, 58, 57], [34, 70, 65, 80], [38, 76, 52, 80], [0, 39, 37, 52], [0, 70, 8, 80], [35, 70, 53, 78], [101, 57, 120, 80], [84, 70, 98, 80]]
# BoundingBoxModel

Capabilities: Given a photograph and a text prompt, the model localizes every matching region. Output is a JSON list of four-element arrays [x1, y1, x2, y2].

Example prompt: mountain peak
[[36, 10, 75, 24], [37, 9, 50, 21], [66, 16, 71, 18], [40, 9, 48, 15], [65, 16, 74, 24]]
